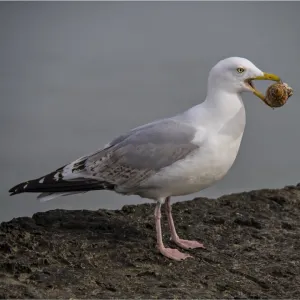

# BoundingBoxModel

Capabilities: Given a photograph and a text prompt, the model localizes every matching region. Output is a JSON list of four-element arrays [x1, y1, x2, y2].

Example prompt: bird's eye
[[236, 67, 245, 74]]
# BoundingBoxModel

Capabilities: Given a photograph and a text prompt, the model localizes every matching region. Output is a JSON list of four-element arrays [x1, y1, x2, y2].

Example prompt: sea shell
[[265, 82, 293, 108]]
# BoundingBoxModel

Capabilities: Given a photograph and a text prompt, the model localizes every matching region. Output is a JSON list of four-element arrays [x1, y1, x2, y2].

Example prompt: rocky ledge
[[1, 185, 300, 299]]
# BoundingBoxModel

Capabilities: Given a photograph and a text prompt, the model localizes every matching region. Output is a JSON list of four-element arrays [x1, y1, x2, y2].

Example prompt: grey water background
[[1, 2, 299, 222]]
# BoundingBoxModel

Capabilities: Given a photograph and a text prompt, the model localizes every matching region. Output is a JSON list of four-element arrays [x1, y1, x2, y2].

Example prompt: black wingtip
[[9, 187, 16, 194], [9, 181, 29, 196], [9, 189, 20, 196]]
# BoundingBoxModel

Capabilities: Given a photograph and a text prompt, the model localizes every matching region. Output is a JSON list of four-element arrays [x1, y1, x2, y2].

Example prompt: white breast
[[140, 103, 246, 200], [144, 131, 242, 198]]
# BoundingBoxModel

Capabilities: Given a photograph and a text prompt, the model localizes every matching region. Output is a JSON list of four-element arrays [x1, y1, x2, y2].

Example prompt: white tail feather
[[37, 191, 85, 202]]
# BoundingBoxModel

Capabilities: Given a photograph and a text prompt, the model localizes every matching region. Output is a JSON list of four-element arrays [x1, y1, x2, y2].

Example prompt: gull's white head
[[208, 57, 281, 103]]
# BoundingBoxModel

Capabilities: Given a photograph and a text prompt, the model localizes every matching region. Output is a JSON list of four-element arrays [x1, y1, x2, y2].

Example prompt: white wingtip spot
[[39, 177, 45, 184], [23, 183, 28, 189], [54, 172, 60, 181]]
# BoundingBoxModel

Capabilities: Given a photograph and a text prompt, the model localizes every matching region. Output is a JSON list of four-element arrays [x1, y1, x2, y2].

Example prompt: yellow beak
[[248, 72, 282, 106], [253, 72, 281, 82]]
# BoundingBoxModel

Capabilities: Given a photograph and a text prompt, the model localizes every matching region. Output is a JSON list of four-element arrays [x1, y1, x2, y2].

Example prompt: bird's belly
[[141, 134, 243, 199]]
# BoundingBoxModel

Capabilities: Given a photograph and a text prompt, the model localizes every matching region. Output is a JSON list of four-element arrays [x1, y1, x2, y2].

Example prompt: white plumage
[[9, 57, 281, 260]]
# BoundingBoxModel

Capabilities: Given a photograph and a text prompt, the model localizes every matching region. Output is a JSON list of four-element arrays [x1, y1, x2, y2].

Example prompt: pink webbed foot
[[158, 246, 193, 261], [172, 238, 205, 250]]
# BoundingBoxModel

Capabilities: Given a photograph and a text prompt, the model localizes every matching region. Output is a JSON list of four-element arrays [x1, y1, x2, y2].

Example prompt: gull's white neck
[[178, 86, 245, 128], [203, 87, 244, 116]]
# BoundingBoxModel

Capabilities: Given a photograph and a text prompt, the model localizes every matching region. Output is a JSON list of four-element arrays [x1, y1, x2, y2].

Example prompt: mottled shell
[[265, 83, 293, 108]]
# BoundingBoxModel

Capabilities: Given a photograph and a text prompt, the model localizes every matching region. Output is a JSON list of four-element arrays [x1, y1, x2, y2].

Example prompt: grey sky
[[1, 2, 299, 222]]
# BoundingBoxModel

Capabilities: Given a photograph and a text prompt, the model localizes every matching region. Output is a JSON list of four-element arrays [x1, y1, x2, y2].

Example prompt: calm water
[[1, 2, 300, 222]]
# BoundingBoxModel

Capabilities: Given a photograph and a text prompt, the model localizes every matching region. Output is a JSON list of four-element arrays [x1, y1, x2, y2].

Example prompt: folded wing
[[9, 118, 200, 201]]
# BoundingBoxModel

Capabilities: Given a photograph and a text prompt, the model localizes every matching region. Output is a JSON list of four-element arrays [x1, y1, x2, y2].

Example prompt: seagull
[[9, 57, 281, 261]]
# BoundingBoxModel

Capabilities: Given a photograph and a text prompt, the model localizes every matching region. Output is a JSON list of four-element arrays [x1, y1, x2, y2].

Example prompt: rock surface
[[1, 185, 300, 299]]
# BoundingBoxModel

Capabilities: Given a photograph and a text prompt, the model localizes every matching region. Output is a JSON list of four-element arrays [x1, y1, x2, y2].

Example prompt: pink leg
[[155, 201, 192, 261], [165, 197, 205, 250]]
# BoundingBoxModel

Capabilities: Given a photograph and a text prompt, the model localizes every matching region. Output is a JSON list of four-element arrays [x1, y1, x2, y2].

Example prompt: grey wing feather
[[66, 119, 199, 189], [8, 118, 199, 201]]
